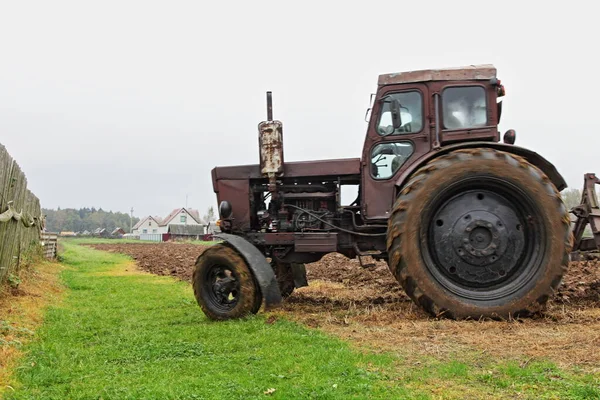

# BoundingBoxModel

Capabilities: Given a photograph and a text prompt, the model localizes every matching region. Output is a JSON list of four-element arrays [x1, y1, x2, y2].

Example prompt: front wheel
[[193, 244, 262, 320], [387, 149, 572, 319]]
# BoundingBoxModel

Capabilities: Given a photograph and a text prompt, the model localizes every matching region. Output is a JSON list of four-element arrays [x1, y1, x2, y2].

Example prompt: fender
[[395, 142, 567, 191], [214, 233, 282, 310]]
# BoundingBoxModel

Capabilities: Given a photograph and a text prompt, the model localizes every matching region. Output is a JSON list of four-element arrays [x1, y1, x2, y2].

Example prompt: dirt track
[[87, 242, 600, 370]]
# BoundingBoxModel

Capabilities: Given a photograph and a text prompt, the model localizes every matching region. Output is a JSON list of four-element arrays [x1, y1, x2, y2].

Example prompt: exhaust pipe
[[258, 91, 284, 195]]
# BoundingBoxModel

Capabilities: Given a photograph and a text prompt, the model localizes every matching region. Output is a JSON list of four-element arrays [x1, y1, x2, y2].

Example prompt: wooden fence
[[0, 143, 44, 283], [41, 233, 58, 259]]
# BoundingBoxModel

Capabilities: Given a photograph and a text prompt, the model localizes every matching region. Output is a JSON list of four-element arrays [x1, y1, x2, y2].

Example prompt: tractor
[[193, 64, 574, 320]]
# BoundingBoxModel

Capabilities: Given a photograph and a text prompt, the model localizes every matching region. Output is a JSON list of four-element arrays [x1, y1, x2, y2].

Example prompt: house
[[132, 216, 163, 235], [132, 208, 203, 236], [160, 208, 202, 230]]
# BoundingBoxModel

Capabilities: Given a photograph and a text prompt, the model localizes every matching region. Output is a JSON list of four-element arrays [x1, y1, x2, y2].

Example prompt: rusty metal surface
[[378, 64, 496, 86], [283, 192, 336, 199], [213, 158, 361, 181], [360, 82, 432, 220], [216, 179, 251, 231], [572, 173, 600, 252], [258, 120, 284, 177], [294, 232, 338, 253], [264, 232, 295, 245]]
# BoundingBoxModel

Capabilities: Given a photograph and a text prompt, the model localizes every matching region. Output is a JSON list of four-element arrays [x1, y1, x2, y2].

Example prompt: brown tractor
[[193, 64, 574, 320]]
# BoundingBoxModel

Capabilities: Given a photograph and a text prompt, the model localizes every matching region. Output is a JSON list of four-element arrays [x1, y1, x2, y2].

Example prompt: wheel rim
[[202, 264, 241, 312], [421, 176, 546, 301]]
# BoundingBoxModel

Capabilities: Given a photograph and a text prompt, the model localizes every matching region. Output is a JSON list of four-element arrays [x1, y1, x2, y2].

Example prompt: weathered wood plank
[[0, 143, 44, 282]]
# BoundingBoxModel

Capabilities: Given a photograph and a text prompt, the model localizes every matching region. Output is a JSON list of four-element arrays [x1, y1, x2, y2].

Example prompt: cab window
[[370, 142, 414, 180], [377, 91, 423, 135], [443, 86, 487, 129]]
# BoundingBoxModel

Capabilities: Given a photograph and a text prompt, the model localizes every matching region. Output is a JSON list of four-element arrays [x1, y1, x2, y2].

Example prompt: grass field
[[2, 242, 599, 399]]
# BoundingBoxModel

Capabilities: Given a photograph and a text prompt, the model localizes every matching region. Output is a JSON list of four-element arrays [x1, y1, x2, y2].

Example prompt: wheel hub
[[206, 266, 240, 308], [455, 215, 507, 267], [430, 190, 526, 287]]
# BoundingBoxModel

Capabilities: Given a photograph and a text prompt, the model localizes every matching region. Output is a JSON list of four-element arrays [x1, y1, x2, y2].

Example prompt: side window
[[443, 86, 487, 129], [180, 215, 187, 223], [142, 229, 148, 234], [377, 91, 423, 135], [371, 142, 414, 180]]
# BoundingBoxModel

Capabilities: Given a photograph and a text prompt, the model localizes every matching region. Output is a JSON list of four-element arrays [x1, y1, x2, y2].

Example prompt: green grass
[[5, 242, 599, 399], [5, 243, 419, 399]]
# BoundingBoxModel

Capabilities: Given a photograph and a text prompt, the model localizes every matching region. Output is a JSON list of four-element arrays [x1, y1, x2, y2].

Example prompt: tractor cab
[[361, 64, 508, 220]]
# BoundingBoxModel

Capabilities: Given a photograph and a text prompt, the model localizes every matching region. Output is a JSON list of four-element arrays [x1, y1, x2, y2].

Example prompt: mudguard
[[214, 233, 283, 310], [395, 142, 567, 192]]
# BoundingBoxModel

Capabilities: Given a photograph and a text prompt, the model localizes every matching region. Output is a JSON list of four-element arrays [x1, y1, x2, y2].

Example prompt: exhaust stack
[[258, 91, 284, 195]]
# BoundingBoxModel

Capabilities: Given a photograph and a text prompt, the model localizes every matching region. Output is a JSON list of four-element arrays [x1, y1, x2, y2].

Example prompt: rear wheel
[[193, 244, 262, 320], [387, 148, 572, 319]]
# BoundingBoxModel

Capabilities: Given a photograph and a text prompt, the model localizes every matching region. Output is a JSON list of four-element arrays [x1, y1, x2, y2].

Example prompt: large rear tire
[[387, 148, 572, 319], [193, 244, 262, 320]]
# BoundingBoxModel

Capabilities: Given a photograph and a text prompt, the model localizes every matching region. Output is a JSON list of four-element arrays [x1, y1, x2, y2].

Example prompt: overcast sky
[[1, 1, 596, 219]]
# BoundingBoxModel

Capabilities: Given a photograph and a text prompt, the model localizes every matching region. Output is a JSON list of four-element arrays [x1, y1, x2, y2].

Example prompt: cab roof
[[378, 64, 496, 86]]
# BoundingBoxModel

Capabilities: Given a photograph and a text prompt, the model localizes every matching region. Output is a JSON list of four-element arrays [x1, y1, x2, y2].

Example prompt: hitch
[[571, 173, 600, 259], [353, 243, 380, 268]]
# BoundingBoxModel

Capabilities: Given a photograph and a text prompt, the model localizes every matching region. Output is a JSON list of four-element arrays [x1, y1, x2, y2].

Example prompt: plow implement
[[570, 173, 600, 260]]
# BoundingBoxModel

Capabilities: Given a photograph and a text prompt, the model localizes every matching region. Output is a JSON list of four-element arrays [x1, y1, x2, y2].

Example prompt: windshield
[[442, 86, 487, 129], [377, 91, 423, 135]]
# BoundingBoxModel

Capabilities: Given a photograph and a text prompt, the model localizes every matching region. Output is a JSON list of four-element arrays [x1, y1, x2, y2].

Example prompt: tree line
[[42, 207, 139, 234]]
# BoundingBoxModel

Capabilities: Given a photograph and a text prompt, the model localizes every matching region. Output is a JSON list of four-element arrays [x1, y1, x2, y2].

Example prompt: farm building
[[168, 224, 206, 241], [93, 228, 110, 237], [111, 227, 126, 237]]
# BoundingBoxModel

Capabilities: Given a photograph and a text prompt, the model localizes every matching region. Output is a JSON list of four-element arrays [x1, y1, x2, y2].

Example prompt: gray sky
[[1, 1, 596, 219]]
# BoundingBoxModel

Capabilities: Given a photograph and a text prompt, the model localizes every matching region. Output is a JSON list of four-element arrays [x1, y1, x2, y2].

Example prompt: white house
[[132, 208, 203, 235], [132, 215, 164, 235]]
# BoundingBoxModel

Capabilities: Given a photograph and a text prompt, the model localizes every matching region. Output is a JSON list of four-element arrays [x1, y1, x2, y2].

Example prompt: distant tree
[[202, 206, 216, 224], [562, 189, 582, 211], [42, 207, 139, 233]]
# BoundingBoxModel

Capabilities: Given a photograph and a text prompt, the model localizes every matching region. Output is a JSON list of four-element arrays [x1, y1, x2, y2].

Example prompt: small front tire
[[193, 244, 262, 320]]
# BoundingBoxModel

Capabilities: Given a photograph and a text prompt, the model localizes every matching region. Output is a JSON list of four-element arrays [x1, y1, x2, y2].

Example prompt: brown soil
[[86, 243, 600, 370], [87, 243, 209, 282]]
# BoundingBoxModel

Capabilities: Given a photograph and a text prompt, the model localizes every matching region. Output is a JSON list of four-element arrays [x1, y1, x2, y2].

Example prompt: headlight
[[218, 201, 233, 219]]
